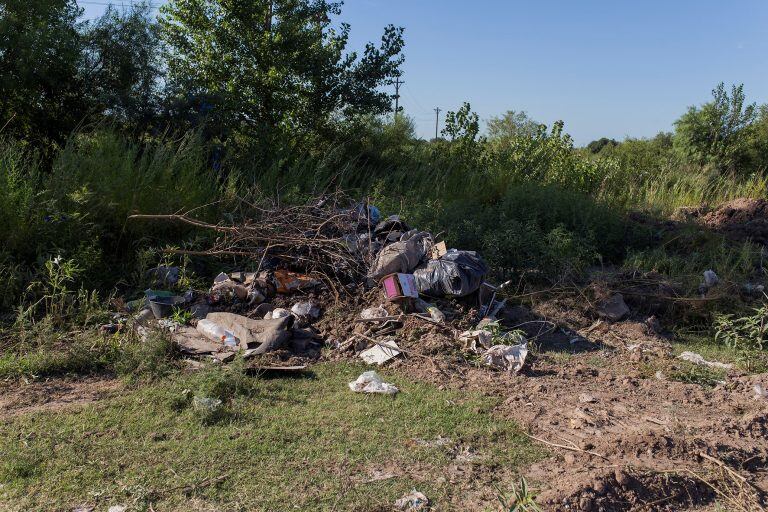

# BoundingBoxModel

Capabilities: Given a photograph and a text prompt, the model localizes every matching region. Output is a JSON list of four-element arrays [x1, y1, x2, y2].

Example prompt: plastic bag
[[482, 343, 528, 372], [413, 249, 488, 297], [348, 371, 399, 395], [368, 231, 432, 281]]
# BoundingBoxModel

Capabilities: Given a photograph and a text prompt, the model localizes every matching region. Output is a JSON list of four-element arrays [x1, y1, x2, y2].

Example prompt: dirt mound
[[700, 198, 768, 245]]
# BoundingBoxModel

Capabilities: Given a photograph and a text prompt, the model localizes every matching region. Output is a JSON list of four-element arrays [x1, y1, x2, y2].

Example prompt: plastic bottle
[[196, 319, 227, 342], [223, 331, 238, 347]]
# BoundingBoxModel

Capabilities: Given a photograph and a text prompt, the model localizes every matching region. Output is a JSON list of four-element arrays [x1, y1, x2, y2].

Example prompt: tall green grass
[[1, 122, 766, 316]]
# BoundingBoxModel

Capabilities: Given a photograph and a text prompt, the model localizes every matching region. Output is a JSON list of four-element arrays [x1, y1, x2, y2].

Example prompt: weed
[[497, 477, 543, 512], [670, 364, 726, 388], [170, 306, 194, 325], [714, 303, 768, 352]]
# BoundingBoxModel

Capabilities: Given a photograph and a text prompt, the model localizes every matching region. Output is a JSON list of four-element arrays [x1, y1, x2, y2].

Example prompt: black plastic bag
[[413, 249, 488, 297]]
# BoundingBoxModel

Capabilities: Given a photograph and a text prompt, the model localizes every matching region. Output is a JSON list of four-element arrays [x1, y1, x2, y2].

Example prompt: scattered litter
[[459, 329, 493, 353], [754, 384, 767, 400], [430, 241, 447, 259], [579, 393, 597, 403], [369, 231, 431, 281], [381, 273, 419, 301], [359, 339, 401, 365], [291, 301, 320, 319], [655, 370, 666, 381], [192, 396, 223, 413], [359, 469, 397, 483], [394, 489, 429, 511], [413, 249, 488, 297], [597, 293, 630, 322], [360, 306, 388, 320], [678, 351, 733, 370], [482, 343, 528, 372], [107, 505, 127, 512], [148, 295, 184, 319], [267, 308, 292, 319], [348, 371, 399, 395], [249, 364, 307, 373], [273, 269, 320, 294], [206, 312, 293, 352], [703, 269, 719, 288], [196, 319, 232, 344], [414, 297, 445, 323]]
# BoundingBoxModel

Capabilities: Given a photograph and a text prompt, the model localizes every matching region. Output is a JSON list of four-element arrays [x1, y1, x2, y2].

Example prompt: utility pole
[[434, 107, 442, 140], [393, 77, 404, 117]]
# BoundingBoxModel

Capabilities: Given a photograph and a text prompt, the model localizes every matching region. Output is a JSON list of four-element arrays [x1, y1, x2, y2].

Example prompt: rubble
[[126, 195, 540, 375]]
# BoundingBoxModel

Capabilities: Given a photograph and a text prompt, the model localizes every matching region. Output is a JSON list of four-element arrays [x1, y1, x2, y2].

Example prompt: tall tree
[[0, 0, 85, 144], [159, 0, 404, 155], [80, 3, 163, 132], [674, 83, 757, 173], [486, 110, 542, 139]]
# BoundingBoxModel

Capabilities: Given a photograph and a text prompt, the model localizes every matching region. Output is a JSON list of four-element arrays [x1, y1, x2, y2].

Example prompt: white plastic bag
[[348, 371, 399, 395], [482, 343, 528, 372]]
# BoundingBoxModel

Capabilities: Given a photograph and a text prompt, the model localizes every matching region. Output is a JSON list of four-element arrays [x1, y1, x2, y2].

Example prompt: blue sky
[[79, 0, 768, 144]]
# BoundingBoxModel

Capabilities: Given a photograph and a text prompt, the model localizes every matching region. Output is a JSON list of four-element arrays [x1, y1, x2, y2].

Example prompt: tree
[[673, 83, 757, 173], [80, 3, 163, 131], [586, 137, 618, 154], [486, 110, 542, 139], [0, 0, 85, 144], [159, 0, 405, 154]]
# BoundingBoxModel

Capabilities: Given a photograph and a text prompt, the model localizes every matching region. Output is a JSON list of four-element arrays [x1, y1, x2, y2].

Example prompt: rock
[[597, 294, 629, 322], [578, 393, 597, 403]]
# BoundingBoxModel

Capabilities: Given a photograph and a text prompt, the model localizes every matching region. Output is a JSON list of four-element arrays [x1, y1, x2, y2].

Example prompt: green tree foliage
[[586, 137, 618, 154], [159, 0, 405, 155], [80, 3, 163, 131], [0, 0, 85, 144], [487, 110, 541, 139], [674, 83, 757, 173]]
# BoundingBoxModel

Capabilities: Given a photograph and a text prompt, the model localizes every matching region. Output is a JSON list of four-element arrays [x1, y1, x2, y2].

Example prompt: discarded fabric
[[348, 371, 399, 395], [678, 351, 733, 370], [482, 343, 528, 372]]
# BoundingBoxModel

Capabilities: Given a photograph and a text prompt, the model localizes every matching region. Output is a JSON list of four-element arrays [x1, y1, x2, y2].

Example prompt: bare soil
[[678, 197, 768, 246], [0, 376, 121, 418], [369, 295, 768, 511]]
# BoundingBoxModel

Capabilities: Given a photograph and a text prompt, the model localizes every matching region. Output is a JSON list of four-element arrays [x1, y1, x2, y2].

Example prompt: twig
[[524, 431, 609, 461]]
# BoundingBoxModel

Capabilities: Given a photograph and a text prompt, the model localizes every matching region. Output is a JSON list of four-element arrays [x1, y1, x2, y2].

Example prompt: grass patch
[[0, 362, 543, 511], [0, 330, 180, 381]]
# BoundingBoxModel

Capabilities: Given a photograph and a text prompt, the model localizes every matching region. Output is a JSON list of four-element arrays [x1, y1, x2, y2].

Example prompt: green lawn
[[0, 362, 543, 511]]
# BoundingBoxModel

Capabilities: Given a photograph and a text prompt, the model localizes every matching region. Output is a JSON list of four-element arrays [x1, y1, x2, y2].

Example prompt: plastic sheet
[[413, 249, 488, 297]]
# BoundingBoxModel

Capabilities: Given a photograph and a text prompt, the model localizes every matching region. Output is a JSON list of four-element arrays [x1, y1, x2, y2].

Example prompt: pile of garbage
[[123, 194, 529, 374]]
